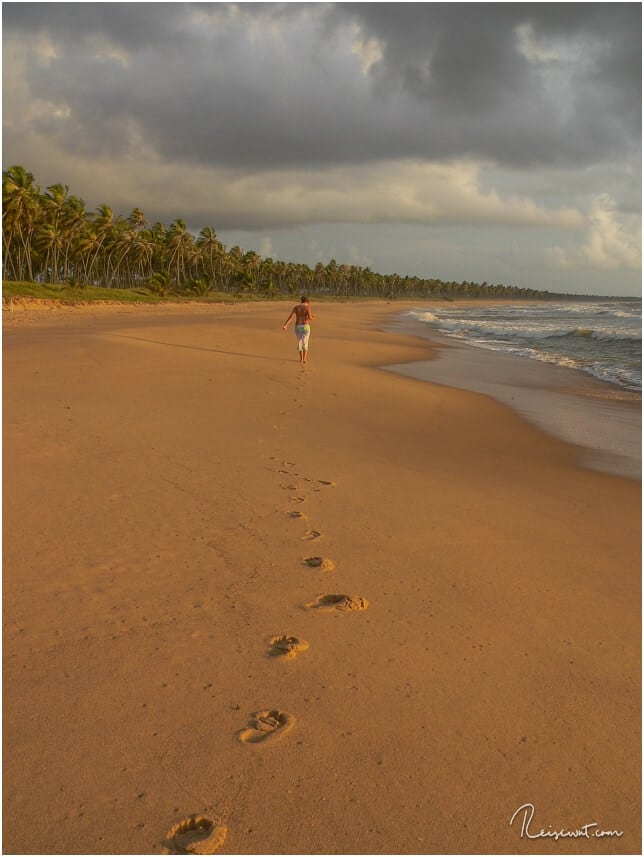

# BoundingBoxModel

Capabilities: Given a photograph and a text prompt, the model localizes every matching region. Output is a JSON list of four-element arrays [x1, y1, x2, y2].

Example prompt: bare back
[[294, 304, 312, 324]]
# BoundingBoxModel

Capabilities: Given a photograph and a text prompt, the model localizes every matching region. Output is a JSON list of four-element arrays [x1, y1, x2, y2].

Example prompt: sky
[[2, 2, 642, 296]]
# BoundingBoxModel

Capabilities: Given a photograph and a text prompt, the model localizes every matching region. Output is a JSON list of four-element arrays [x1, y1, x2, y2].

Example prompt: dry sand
[[3, 299, 640, 854]]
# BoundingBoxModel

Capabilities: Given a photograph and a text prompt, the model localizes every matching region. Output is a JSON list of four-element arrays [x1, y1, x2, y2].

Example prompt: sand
[[3, 299, 640, 854]]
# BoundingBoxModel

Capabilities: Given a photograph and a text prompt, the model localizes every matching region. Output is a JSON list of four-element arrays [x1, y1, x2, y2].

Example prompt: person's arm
[[283, 308, 295, 329], [308, 307, 316, 320]]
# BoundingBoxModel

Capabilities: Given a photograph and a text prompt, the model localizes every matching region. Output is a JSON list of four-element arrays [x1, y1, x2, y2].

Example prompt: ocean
[[404, 299, 642, 393]]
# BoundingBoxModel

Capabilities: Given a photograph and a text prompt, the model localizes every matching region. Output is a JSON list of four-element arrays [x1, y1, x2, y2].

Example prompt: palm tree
[[166, 219, 194, 288], [147, 222, 168, 276], [35, 223, 65, 283], [127, 207, 146, 232], [196, 226, 224, 288], [38, 185, 70, 282], [112, 209, 149, 286], [259, 256, 277, 296], [146, 270, 172, 296], [100, 214, 128, 287], [132, 231, 155, 284], [223, 245, 243, 292], [61, 195, 86, 281], [85, 203, 114, 285], [242, 250, 261, 293], [113, 226, 140, 287], [2, 165, 41, 281]]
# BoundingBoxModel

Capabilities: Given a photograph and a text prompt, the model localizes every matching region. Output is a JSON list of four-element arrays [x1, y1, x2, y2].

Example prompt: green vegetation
[[2, 280, 243, 305], [3, 165, 562, 302]]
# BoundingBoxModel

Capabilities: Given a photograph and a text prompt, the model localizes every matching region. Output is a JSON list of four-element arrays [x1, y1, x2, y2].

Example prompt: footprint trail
[[268, 635, 309, 660], [304, 556, 335, 571], [238, 710, 296, 746], [163, 816, 228, 855], [304, 594, 369, 612]]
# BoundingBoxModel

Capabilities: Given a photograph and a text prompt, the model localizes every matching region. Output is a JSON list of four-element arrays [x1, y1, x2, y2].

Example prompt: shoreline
[[4, 300, 640, 854], [382, 309, 641, 480]]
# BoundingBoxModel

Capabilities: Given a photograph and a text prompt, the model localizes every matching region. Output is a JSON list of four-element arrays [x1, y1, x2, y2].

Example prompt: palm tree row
[[3, 165, 558, 300]]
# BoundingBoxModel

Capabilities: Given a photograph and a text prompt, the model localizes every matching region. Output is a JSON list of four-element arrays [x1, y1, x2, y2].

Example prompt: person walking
[[283, 296, 316, 364]]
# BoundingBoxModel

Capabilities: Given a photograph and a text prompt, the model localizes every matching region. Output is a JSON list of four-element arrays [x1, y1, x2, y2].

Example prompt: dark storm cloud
[[3, 2, 181, 49], [339, 2, 641, 99], [7, 2, 399, 166], [3, 2, 641, 171], [334, 2, 641, 163]]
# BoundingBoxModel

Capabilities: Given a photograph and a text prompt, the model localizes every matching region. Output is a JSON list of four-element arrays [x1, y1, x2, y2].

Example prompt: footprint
[[318, 480, 336, 487], [287, 511, 306, 519], [304, 594, 369, 612], [301, 530, 322, 541], [304, 556, 335, 571], [281, 483, 300, 490], [289, 497, 306, 504], [239, 710, 296, 745], [163, 816, 227, 854], [268, 635, 309, 660]]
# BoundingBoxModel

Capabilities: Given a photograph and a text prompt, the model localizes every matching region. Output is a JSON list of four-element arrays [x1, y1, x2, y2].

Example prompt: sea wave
[[406, 316, 640, 344], [411, 311, 439, 322], [404, 301, 642, 392], [553, 327, 640, 343]]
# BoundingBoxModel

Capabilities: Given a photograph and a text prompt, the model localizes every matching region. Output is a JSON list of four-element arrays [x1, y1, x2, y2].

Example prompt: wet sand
[[385, 313, 642, 480], [3, 299, 641, 854]]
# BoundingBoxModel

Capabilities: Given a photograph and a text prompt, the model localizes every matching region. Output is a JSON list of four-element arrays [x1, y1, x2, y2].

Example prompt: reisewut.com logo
[[509, 803, 624, 842]]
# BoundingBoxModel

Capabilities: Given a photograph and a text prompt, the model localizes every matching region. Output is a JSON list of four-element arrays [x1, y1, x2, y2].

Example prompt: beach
[[384, 307, 642, 481], [3, 299, 641, 854]]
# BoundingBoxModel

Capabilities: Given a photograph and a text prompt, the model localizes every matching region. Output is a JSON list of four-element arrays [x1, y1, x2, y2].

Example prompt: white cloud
[[351, 29, 384, 75], [547, 194, 641, 271], [91, 43, 130, 68], [33, 34, 60, 62], [515, 23, 560, 64]]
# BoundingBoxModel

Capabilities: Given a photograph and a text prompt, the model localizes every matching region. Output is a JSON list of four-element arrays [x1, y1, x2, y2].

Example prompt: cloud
[[547, 195, 641, 271], [515, 22, 561, 64], [351, 29, 384, 76], [4, 118, 584, 232], [3, 2, 640, 171], [335, 2, 641, 166]]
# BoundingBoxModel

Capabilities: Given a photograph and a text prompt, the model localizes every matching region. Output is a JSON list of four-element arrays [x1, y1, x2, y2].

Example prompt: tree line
[[3, 165, 562, 300]]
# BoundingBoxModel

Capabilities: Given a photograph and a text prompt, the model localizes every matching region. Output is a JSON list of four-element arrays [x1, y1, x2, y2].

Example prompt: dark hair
[[301, 296, 309, 303]]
